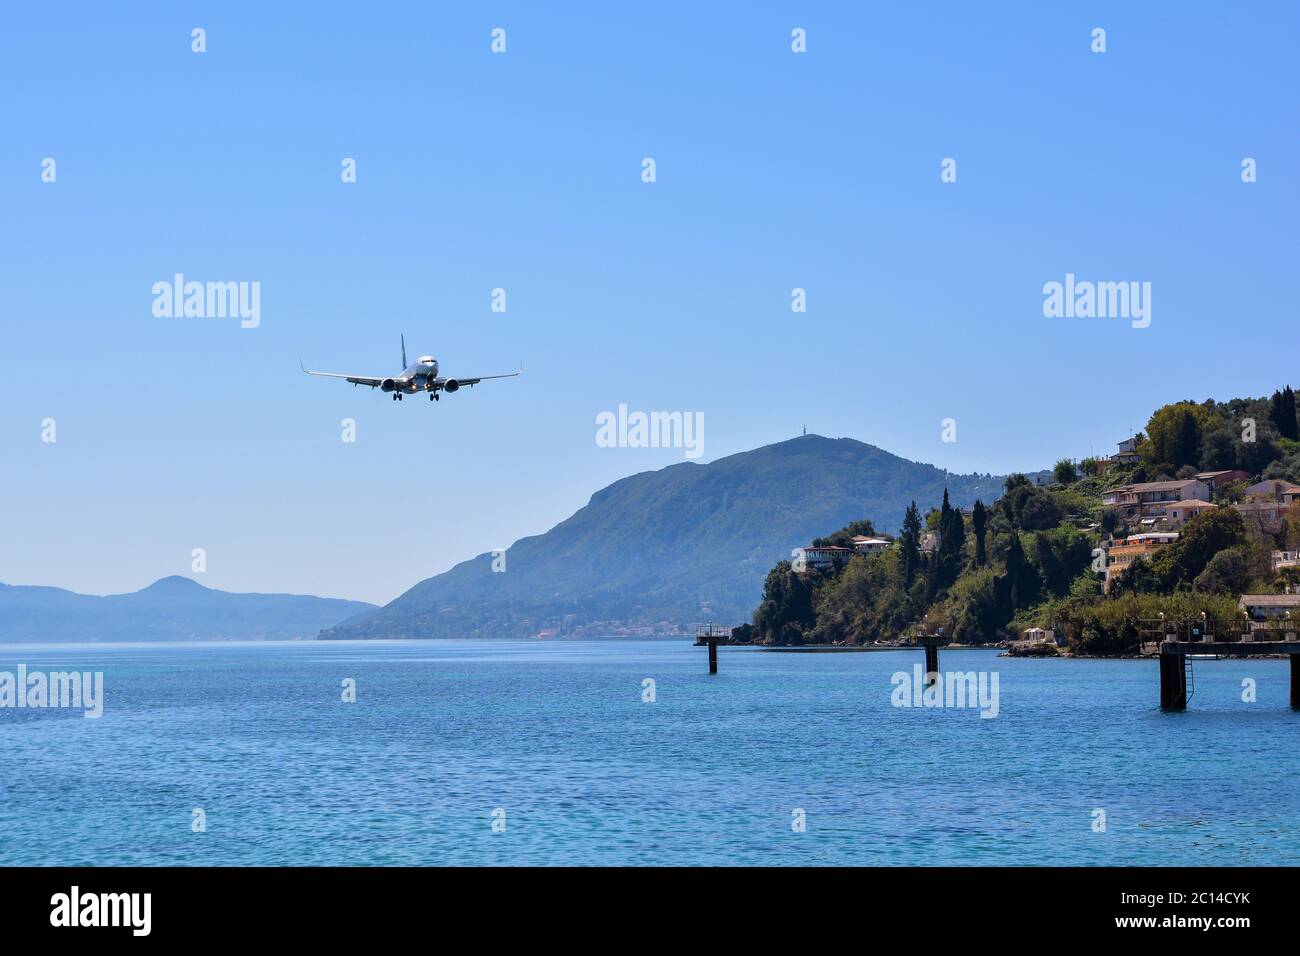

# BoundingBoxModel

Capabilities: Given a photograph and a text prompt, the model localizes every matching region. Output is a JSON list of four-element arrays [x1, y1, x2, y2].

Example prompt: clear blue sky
[[2, 2, 1296, 604]]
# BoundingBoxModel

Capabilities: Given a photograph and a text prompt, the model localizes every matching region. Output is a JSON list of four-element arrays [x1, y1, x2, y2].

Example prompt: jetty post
[[1158, 640, 1187, 710], [696, 624, 727, 674], [1293, 654, 1299, 710], [916, 628, 946, 686]]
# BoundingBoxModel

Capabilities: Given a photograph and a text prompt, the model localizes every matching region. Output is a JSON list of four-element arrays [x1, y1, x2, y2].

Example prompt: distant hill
[[0, 576, 375, 641], [325, 435, 1005, 638]]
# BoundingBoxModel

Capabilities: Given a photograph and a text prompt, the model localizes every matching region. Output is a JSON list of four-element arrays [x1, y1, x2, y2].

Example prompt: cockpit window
[[418, 355, 435, 366]]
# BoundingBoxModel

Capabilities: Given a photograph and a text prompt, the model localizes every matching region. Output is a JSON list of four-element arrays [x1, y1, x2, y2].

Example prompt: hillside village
[[737, 388, 1300, 655]]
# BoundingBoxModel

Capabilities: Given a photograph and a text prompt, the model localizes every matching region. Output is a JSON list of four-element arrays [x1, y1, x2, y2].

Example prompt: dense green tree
[[1030, 526, 1093, 598], [1018, 491, 1063, 531], [1052, 459, 1078, 485], [1193, 546, 1253, 595], [998, 532, 1041, 612], [944, 500, 966, 558], [1143, 401, 1217, 471], [947, 569, 1003, 643], [809, 555, 874, 643], [809, 546, 920, 644], [1239, 433, 1283, 474], [1004, 474, 1031, 494], [1198, 428, 1232, 471], [753, 561, 817, 644], [1264, 449, 1300, 483], [1174, 408, 1202, 469], [1270, 386, 1298, 440], [900, 501, 922, 588], [1068, 569, 1103, 601], [972, 500, 988, 565], [997, 477, 1064, 532], [1155, 507, 1248, 587], [1108, 555, 1164, 597], [938, 491, 966, 553], [931, 489, 966, 592]]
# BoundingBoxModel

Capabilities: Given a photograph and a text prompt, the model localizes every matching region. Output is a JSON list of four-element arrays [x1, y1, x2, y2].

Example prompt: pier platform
[[1159, 640, 1300, 710]]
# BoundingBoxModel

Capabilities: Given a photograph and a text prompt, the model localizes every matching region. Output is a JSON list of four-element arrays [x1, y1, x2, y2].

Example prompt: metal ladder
[[1184, 655, 1195, 703]]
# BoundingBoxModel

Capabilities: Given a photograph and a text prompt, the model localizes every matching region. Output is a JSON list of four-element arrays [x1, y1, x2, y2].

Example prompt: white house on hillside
[[851, 535, 892, 556]]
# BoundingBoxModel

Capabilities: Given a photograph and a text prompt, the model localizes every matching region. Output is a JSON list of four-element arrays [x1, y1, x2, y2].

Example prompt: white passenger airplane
[[302, 336, 521, 401]]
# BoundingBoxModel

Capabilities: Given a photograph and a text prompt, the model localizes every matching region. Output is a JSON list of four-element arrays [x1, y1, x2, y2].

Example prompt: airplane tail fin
[[400, 334, 407, 369]]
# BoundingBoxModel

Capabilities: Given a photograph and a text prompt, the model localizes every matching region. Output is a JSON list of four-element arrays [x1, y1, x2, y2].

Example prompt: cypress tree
[[947, 499, 966, 557], [901, 501, 922, 587], [1277, 385, 1299, 440], [1008, 533, 1024, 609], [1173, 406, 1201, 469]]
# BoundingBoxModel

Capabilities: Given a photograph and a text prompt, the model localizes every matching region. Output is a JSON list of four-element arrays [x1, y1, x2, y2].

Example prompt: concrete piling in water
[[1159, 643, 1187, 710], [917, 633, 944, 686], [1292, 655, 1299, 710], [924, 641, 939, 685], [708, 636, 718, 675]]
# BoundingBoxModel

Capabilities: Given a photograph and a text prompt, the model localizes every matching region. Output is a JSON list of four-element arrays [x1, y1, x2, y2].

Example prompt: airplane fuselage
[[383, 356, 439, 393]]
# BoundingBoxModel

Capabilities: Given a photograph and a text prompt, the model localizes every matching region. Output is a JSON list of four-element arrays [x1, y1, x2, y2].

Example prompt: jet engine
[[443, 379, 460, 393], [380, 378, 397, 392]]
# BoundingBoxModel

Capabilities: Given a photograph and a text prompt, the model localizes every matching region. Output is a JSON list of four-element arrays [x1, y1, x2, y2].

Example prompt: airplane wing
[[300, 359, 385, 389], [435, 367, 523, 389]]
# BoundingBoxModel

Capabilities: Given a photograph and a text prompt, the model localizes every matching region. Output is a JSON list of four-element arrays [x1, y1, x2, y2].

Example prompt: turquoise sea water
[[0, 639, 1295, 866]]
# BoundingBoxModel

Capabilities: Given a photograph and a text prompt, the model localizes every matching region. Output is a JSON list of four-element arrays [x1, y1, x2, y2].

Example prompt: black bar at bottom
[[0, 866, 1277, 943]]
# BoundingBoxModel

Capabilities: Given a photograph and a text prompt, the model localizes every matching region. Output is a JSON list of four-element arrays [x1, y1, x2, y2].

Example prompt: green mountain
[[325, 435, 1004, 638], [0, 575, 374, 641]]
